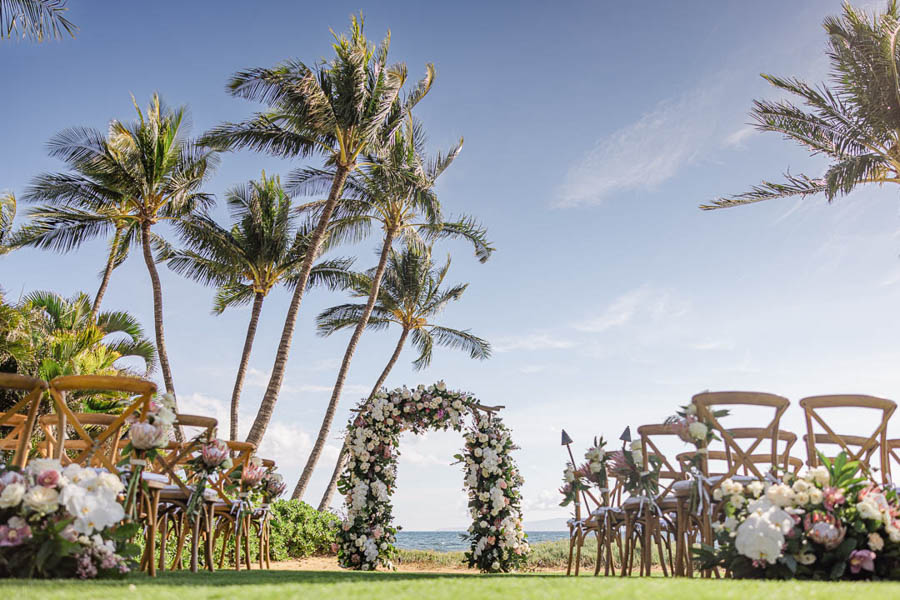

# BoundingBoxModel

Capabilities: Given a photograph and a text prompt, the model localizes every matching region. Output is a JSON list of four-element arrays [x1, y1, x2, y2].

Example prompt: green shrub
[[268, 500, 339, 560]]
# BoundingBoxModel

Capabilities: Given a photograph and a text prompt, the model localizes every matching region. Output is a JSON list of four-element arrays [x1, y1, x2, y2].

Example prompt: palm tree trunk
[[245, 165, 352, 448], [90, 226, 122, 321], [317, 327, 409, 511], [230, 292, 265, 441], [140, 221, 183, 442], [292, 227, 397, 500]]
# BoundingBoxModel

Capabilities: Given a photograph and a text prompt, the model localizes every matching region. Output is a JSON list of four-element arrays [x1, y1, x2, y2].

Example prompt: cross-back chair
[[46, 375, 155, 473], [800, 394, 896, 485], [0, 373, 48, 469], [208, 441, 257, 571]]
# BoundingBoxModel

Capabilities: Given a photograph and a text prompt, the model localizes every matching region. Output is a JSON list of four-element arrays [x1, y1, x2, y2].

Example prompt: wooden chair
[[37, 412, 127, 465], [0, 373, 48, 468], [800, 394, 896, 485], [151, 414, 219, 574], [621, 424, 683, 578], [46, 376, 159, 574], [586, 479, 625, 577], [250, 458, 277, 570], [46, 375, 155, 473], [208, 441, 257, 571]]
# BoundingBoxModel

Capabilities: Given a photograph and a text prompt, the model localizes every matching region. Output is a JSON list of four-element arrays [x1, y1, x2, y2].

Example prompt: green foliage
[[705, 1, 900, 209], [267, 500, 339, 560]]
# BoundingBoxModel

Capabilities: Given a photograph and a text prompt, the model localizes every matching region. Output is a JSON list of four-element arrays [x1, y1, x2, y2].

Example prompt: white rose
[[809, 466, 830, 487], [630, 440, 642, 451], [765, 484, 794, 508], [857, 499, 882, 521], [792, 480, 810, 494], [808, 488, 824, 506], [24, 485, 59, 514], [869, 532, 885, 551], [0, 483, 25, 508], [688, 421, 708, 441], [746, 481, 765, 498], [793, 491, 810, 506]]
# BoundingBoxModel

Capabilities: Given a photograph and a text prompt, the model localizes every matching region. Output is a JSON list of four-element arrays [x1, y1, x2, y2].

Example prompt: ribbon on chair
[[256, 503, 270, 540], [686, 469, 713, 517], [231, 491, 251, 536]]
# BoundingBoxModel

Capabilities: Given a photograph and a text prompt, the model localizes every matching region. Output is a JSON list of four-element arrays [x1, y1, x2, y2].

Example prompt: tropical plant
[[0, 192, 14, 255], [0, 0, 76, 42], [12, 127, 146, 321], [703, 2, 900, 210], [291, 120, 492, 500], [201, 14, 434, 448], [14, 94, 218, 432], [167, 172, 353, 440], [313, 246, 491, 507], [17, 290, 156, 380]]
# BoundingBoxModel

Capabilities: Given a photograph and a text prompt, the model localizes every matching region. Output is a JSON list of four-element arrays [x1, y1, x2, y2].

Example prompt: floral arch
[[336, 382, 530, 572]]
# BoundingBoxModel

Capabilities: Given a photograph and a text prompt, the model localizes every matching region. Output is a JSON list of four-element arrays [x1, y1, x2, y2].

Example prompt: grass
[[4, 570, 900, 600]]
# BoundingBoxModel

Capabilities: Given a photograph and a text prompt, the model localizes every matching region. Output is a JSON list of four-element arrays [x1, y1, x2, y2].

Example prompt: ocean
[[395, 531, 569, 552]]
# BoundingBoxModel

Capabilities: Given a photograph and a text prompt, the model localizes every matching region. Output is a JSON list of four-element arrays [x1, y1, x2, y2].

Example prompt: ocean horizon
[[395, 531, 569, 552]]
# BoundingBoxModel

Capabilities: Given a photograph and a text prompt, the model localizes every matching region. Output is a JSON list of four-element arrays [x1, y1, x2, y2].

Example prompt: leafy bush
[[268, 500, 339, 560]]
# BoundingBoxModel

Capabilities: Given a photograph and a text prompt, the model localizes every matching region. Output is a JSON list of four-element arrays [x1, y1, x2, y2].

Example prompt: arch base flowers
[[336, 382, 529, 572]]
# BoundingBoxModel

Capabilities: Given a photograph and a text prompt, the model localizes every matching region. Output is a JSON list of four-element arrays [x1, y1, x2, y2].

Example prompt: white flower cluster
[[734, 496, 794, 564], [857, 488, 900, 542]]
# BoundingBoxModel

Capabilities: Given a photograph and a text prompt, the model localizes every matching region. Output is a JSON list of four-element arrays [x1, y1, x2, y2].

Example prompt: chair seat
[[622, 495, 677, 511]]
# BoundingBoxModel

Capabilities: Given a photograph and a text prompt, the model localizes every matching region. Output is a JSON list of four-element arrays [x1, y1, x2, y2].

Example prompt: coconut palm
[[1, 0, 76, 41], [202, 14, 434, 448], [289, 120, 493, 499], [704, 2, 900, 210], [167, 172, 353, 441], [16, 94, 218, 430], [308, 245, 491, 505], [0, 192, 15, 255], [12, 128, 144, 321]]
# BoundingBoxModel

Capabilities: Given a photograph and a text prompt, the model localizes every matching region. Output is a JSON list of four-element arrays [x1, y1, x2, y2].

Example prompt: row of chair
[[565, 391, 899, 577], [0, 372, 278, 576]]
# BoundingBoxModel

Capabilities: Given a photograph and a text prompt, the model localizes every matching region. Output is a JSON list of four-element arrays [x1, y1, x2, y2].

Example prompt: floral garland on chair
[[335, 382, 528, 572]]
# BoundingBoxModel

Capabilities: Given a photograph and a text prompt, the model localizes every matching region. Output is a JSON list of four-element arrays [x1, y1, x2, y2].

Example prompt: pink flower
[[200, 439, 229, 468], [241, 461, 266, 487], [849, 549, 876, 574], [129, 422, 168, 450], [0, 522, 31, 547], [499, 480, 508, 490], [36, 469, 59, 488], [486, 536, 496, 545], [804, 511, 846, 550], [372, 526, 383, 540], [823, 487, 845, 511]]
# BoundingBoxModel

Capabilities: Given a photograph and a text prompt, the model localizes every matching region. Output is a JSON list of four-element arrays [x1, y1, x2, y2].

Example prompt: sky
[[4, 1, 900, 530]]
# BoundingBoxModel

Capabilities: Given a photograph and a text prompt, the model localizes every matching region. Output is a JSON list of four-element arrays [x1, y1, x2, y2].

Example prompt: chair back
[[37, 412, 127, 466], [208, 441, 256, 503], [693, 391, 790, 481], [0, 373, 48, 468], [47, 375, 156, 473], [800, 394, 896, 484], [637, 423, 686, 499], [151, 414, 219, 495]]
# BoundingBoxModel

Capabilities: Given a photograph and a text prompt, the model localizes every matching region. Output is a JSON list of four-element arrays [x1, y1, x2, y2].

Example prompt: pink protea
[[241, 461, 266, 487], [849, 549, 876, 574], [607, 450, 630, 477], [804, 511, 846, 550], [200, 439, 229, 469]]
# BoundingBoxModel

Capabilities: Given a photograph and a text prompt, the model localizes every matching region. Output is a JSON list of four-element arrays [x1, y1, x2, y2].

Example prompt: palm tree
[[0, 192, 15, 255], [167, 172, 353, 441], [703, 2, 900, 210], [13, 126, 145, 321], [289, 120, 493, 499], [16, 94, 218, 430], [1, 0, 76, 41], [310, 245, 491, 506], [202, 14, 434, 448]]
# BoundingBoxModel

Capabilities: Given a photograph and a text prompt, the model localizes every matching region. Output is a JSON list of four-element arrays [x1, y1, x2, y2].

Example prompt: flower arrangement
[[184, 438, 232, 517], [667, 402, 728, 468], [119, 392, 178, 514], [608, 438, 661, 499], [695, 452, 900, 580], [558, 461, 589, 508], [260, 470, 286, 504], [0, 459, 138, 578], [461, 414, 529, 573], [335, 382, 528, 572]]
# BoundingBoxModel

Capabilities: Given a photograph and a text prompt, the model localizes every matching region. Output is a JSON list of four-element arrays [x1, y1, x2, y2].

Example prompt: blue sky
[[4, 1, 900, 529]]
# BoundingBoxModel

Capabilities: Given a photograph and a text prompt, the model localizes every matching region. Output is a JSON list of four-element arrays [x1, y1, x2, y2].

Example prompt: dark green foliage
[[267, 500, 340, 560]]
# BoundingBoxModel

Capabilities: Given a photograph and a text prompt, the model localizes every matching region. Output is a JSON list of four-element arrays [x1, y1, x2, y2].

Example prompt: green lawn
[[4, 570, 900, 600]]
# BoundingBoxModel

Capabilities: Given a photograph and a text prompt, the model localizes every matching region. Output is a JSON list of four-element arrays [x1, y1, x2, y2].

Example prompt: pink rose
[[823, 487, 846, 511], [36, 470, 59, 488], [499, 480, 508, 490]]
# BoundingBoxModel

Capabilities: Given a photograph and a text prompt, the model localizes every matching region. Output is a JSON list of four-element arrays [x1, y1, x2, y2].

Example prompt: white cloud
[[723, 125, 757, 148], [518, 364, 549, 374], [689, 339, 735, 351], [576, 286, 688, 333], [242, 367, 367, 396], [555, 82, 727, 207], [493, 333, 577, 352], [522, 489, 565, 513]]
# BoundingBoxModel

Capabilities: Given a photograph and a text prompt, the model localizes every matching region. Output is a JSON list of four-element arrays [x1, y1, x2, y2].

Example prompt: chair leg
[[146, 490, 159, 578], [243, 518, 252, 570], [566, 530, 575, 576], [574, 529, 582, 576], [191, 510, 201, 573], [205, 505, 215, 572], [158, 512, 170, 572]]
